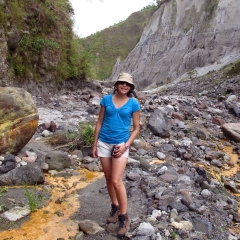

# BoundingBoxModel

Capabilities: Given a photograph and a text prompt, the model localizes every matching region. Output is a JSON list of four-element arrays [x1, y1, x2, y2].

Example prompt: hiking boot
[[107, 204, 120, 223], [117, 213, 131, 237]]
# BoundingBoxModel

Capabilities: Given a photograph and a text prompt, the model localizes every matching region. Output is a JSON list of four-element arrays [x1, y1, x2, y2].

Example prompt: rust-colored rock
[[0, 87, 39, 154]]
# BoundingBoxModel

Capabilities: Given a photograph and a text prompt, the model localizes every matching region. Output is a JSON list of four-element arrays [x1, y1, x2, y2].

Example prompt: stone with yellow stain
[[0, 87, 38, 154]]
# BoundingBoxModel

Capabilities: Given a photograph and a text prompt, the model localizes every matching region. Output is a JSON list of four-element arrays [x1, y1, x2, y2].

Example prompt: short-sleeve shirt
[[98, 94, 140, 144]]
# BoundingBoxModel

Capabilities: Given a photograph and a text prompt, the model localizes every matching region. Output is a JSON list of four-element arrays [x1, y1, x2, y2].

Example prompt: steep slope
[[0, 0, 92, 94], [109, 0, 240, 90], [81, 6, 157, 80]]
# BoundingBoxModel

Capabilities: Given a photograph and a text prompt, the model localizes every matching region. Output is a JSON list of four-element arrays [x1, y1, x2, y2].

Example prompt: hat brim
[[115, 80, 135, 90]]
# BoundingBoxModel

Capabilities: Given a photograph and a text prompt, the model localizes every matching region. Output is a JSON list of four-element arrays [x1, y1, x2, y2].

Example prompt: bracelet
[[124, 143, 129, 149]]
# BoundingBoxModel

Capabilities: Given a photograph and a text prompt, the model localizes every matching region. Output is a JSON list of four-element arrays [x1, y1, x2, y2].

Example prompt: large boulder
[[0, 163, 45, 186], [147, 109, 170, 138], [0, 87, 39, 154]]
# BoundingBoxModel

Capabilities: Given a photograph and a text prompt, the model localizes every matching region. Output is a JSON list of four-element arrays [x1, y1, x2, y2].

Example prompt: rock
[[78, 219, 104, 235], [171, 220, 193, 231], [233, 213, 240, 223], [0, 154, 16, 173], [201, 189, 211, 198], [226, 95, 237, 104], [45, 151, 72, 171], [127, 157, 140, 168], [49, 121, 57, 132], [1, 205, 30, 221], [126, 172, 141, 181], [224, 181, 239, 193], [136, 222, 155, 236], [0, 87, 38, 155], [0, 163, 44, 186], [179, 189, 192, 205], [7, 25, 20, 49], [147, 109, 170, 138], [172, 112, 184, 121], [212, 117, 225, 125], [159, 173, 178, 183], [132, 139, 153, 150], [192, 218, 213, 237], [133, 157, 151, 171], [157, 152, 166, 160], [222, 123, 240, 142]]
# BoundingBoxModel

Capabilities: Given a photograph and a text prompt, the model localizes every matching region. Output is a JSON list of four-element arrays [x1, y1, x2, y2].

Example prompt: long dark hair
[[113, 83, 137, 98]]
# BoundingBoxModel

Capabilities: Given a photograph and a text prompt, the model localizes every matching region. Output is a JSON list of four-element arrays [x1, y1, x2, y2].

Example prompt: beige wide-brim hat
[[115, 72, 135, 90]]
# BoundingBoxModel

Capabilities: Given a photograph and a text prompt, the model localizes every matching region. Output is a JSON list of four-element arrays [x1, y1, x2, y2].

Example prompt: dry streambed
[[0, 169, 103, 240]]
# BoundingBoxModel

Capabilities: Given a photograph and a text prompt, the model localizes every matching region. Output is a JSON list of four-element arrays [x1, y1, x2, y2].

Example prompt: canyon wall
[[110, 0, 240, 90]]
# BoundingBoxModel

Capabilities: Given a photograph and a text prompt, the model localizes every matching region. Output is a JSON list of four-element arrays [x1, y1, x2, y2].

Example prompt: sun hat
[[115, 72, 135, 90]]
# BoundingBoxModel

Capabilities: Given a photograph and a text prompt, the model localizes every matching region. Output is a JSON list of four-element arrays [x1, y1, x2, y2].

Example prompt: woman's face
[[116, 81, 132, 94]]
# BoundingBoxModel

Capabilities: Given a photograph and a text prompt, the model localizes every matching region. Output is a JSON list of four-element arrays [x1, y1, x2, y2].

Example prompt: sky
[[69, 0, 155, 38]]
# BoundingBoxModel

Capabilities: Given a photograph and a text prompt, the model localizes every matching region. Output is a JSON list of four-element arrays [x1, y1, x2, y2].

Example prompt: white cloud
[[70, 0, 154, 38]]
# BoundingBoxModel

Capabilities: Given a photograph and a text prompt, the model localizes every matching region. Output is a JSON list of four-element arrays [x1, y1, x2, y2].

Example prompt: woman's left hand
[[114, 144, 126, 157]]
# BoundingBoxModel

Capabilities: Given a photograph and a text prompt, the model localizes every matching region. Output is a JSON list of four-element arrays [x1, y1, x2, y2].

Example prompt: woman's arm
[[115, 110, 140, 156], [92, 105, 105, 158], [125, 110, 140, 147]]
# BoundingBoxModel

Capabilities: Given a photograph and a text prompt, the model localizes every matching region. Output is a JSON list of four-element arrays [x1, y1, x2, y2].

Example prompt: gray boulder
[[0, 163, 44, 186], [45, 151, 72, 171], [147, 109, 170, 138]]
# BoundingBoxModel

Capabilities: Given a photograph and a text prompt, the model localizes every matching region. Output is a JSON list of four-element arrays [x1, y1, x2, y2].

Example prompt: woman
[[92, 72, 140, 237]]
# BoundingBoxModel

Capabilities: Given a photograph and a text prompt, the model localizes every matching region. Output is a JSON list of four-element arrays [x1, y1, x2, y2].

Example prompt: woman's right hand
[[92, 145, 98, 158]]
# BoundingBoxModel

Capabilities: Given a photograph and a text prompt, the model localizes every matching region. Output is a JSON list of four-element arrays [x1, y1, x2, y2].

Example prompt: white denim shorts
[[97, 140, 129, 158]]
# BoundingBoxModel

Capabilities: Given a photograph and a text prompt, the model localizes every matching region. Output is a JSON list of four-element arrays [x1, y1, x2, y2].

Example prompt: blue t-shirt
[[99, 94, 140, 144]]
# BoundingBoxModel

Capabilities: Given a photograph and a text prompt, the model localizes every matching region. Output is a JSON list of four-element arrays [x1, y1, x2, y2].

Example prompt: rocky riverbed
[[0, 71, 240, 240]]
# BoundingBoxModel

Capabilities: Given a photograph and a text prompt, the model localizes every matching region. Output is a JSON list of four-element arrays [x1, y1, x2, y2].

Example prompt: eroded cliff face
[[110, 0, 240, 90], [0, 0, 88, 96]]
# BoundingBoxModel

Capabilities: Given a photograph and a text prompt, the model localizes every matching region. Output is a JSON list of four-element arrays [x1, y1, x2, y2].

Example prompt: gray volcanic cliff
[[110, 0, 240, 90]]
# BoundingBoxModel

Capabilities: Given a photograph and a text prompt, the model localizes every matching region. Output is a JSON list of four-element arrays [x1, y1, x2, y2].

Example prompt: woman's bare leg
[[100, 157, 118, 205], [111, 157, 128, 214]]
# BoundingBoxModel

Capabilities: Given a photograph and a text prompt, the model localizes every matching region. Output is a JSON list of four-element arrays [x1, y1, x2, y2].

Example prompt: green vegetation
[[0, 187, 8, 193], [81, 123, 94, 146], [2, 0, 157, 83], [47, 122, 95, 151], [80, 5, 157, 80], [0, 204, 6, 210], [25, 188, 41, 212], [207, 0, 219, 17], [3, 0, 93, 82], [223, 59, 240, 78]]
